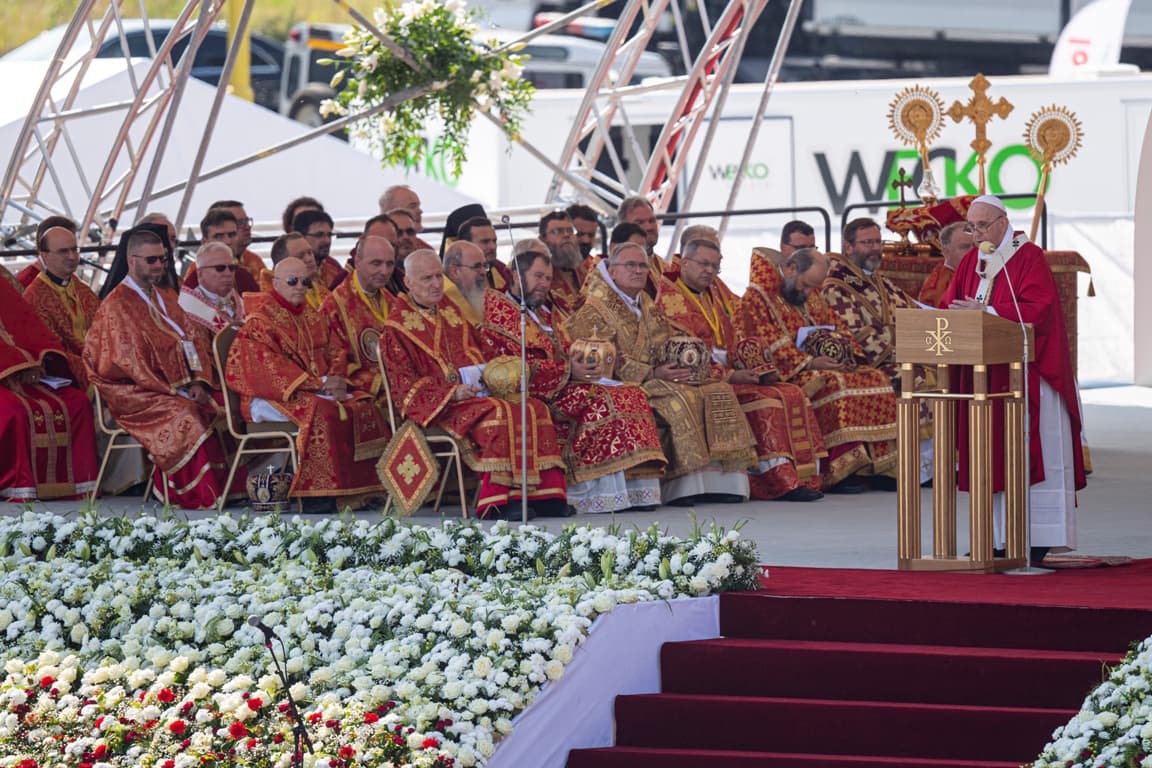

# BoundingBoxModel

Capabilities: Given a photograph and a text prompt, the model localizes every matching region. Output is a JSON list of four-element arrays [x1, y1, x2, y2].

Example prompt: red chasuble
[[227, 292, 390, 499], [481, 290, 666, 485], [381, 291, 566, 510], [657, 268, 826, 498], [736, 251, 898, 485], [940, 240, 1086, 493], [84, 280, 237, 508], [0, 277, 97, 500], [320, 271, 391, 397], [23, 272, 100, 392]]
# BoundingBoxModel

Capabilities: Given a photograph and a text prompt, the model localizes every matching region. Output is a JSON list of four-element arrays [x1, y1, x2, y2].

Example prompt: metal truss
[[544, 0, 804, 225]]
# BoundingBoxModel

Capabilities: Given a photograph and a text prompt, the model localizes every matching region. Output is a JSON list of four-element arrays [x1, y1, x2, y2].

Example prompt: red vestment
[[381, 291, 566, 510], [227, 292, 389, 499], [319, 257, 348, 292], [822, 253, 919, 377], [178, 285, 246, 335], [0, 278, 97, 500], [918, 262, 955, 308], [736, 251, 898, 485], [657, 269, 827, 499], [22, 272, 100, 392], [481, 290, 666, 485], [84, 278, 238, 508], [320, 271, 391, 397], [940, 239, 1086, 492]]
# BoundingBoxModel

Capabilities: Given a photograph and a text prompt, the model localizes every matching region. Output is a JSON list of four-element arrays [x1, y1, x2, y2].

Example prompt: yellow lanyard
[[353, 272, 389, 325], [677, 279, 726, 347]]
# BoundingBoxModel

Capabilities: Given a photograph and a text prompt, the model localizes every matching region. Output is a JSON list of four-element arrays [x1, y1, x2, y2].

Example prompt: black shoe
[[702, 493, 747, 504], [478, 504, 537, 521], [1030, 546, 1050, 566], [627, 504, 659, 512], [665, 495, 701, 507], [920, 478, 933, 488], [531, 500, 576, 517], [871, 476, 898, 492], [777, 486, 824, 502], [826, 476, 869, 494], [299, 497, 336, 514]]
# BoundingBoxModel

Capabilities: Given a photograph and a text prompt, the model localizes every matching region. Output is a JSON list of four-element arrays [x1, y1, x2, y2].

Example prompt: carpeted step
[[567, 746, 1024, 768], [613, 693, 1075, 763], [660, 637, 1117, 708], [720, 593, 1152, 651]]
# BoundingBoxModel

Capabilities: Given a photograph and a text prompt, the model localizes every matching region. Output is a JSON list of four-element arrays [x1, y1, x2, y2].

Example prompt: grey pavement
[[14, 386, 1152, 570]]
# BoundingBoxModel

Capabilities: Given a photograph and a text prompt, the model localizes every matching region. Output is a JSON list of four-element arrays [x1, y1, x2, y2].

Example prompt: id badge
[[182, 340, 203, 372]]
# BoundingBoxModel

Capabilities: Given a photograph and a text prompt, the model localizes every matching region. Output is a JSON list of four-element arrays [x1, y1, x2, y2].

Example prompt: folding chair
[[91, 388, 168, 505], [378, 355, 470, 517], [212, 326, 301, 513]]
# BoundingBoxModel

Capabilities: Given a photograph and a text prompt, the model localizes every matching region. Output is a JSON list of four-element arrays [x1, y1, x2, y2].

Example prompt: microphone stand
[[501, 217, 531, 524], [252, 620, 314, 764], [990, 239, 1053, 576]]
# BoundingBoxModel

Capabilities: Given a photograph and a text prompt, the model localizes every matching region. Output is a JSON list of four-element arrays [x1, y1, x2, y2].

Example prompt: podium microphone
[[980, 240, 1051, 576]]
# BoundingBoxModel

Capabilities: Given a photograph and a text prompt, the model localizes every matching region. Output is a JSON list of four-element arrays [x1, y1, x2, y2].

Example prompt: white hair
[[195, 241, 233, 266]]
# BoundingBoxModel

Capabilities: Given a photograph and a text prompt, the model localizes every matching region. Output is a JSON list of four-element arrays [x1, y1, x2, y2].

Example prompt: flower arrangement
[[322, 0, 535, 177], [0, 512, 759, 766], [1033, 635, 1152, 768]]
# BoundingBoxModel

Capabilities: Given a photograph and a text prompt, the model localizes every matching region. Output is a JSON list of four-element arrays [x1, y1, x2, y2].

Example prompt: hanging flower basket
[[322, 0, 535, 177]]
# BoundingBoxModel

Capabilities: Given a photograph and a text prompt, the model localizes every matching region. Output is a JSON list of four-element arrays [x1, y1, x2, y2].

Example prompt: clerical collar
[[596, 260, 641, 316], [412, 298, 438, 314], [271, 289, 305, 315], [197, 285, 228, 303], [353, 271, 378, 300], [42, 268, 69, 287]]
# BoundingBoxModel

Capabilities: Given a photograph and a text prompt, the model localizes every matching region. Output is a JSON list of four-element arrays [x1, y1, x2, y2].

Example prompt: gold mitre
[[569, 325, 617, 379], [482, 356, 523, 401]]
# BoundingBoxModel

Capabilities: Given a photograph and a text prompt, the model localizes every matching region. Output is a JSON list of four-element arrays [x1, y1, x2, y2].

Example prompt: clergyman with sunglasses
[[178, 242, 246, 334], [85, 226, 241, 509], [939, 193, 1087, 566]]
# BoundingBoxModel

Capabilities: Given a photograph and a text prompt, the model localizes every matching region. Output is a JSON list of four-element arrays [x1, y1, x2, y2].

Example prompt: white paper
[[39, 376, 72, 390], [795, 325, 834, 348], [594, 378, 621, 387], [457, 364, 490, 396], [914, 299, 937, 310], [711, 348, 729, 367]]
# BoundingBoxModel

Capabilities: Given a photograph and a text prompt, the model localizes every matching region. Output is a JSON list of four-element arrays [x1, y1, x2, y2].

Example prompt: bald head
[[404, 249, 444, 308], [355, 235, 396, 293], [273, 256, 311, 306]]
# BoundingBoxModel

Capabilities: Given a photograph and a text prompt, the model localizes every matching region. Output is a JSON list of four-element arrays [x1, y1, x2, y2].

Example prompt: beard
[[782, 282, 808, 307], [550, 241, 582, 270], [460, 280, 486, 313]]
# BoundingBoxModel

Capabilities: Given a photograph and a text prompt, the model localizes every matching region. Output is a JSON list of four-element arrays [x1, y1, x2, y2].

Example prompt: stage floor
[[18, 386, 1152, 572]]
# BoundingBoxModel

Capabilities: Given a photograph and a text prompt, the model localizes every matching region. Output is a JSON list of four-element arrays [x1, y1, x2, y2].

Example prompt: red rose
[[338, 746, 356, 759], [39, 675, 54, 689], [247, 738, 257, 750], [363, 712, 379, 724], [247, 698, 263, 711], [169, 720, 187, 736], [229, 722, 248, 739], [163, 761, 175, 768], [308, 712, 323, 723], [93, 744, 107, 759], [273, 733, 285, 744], [157, 688, 175, 703], [422, 737, 440, 749]]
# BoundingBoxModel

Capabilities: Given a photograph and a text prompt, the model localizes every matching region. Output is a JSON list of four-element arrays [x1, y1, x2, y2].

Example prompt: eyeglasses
[[131, 254, 169, 265], [684, 256, 722, 272], [460, 263, 488, 272], [612, 260, 649, 271], [277, 275, 314, 288], [547, 227, 575, 237], [207, 264, 238, 273], [852, 238, 883, 248], [237, 217, 254, 227], [963, 213, 1005, 235], [398, 227, 417, 237]]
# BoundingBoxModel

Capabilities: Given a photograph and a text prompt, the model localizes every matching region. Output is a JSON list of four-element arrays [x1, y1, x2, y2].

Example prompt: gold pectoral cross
[[947, 73, 1014, 195]]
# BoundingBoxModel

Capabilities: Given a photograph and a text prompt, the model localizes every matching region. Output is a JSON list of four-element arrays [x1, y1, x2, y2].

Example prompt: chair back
[[212, 326, 246, 440], [92, 388, 123, 437]]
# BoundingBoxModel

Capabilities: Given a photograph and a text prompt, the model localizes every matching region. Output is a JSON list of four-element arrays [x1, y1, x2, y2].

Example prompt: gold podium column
[[1004, 362, 1027, 561], [968, 365, 994, 563], [932, 364, 957, 558], [896, 363, 921, 561]]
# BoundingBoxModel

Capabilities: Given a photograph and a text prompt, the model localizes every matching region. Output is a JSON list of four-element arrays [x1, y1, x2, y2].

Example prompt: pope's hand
[[948, 297, 986, 311]]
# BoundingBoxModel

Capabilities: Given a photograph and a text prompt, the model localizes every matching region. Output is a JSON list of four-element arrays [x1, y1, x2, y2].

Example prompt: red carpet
[[567, 561, 1152, 768]]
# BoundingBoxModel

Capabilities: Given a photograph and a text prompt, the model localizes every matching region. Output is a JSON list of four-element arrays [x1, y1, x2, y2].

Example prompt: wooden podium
[[893, 309, 1035, 573]]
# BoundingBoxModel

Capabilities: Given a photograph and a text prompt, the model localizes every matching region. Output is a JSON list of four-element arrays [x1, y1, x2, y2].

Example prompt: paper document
[[458, 365, 489, 396], [39, 376, 72, 390]]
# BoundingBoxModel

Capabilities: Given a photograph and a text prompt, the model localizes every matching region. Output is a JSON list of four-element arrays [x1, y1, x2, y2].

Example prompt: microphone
[[247, 615, 278, 639], [978, 241, 995, 255]]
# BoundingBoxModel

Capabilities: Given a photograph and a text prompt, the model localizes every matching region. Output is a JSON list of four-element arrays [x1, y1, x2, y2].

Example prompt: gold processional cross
[[946, 73, 1014, 195], [891, 167, 913, 207]]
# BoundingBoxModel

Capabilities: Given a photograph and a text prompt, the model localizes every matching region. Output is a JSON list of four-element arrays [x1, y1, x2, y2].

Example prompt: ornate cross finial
[[946, 73, 1014, 194], [891, 167, 913, 208]]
